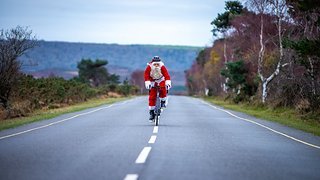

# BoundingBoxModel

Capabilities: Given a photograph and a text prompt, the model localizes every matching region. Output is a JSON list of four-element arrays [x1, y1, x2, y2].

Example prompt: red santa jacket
[[144, 61, 170, 86]]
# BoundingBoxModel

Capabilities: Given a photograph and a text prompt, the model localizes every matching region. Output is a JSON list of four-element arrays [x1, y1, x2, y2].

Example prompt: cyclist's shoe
[[161, 100, 166, 108], [149, 110, 155, 122]]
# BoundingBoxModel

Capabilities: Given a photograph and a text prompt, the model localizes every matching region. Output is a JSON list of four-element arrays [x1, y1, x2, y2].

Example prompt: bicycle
[[151, 85, 168, 126]]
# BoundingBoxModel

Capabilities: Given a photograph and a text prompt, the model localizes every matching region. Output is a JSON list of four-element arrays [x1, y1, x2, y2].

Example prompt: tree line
[[0, 27, 138, 119], [186, 0, 320, 115]]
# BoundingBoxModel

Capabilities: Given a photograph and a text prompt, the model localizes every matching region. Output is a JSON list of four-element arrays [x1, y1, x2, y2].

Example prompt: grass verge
[[204, 97, 320, 136], [0, 97, 131, 131]]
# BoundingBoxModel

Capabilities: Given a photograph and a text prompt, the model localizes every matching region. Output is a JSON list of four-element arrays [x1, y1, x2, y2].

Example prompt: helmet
[[152, 56, 161, 62]]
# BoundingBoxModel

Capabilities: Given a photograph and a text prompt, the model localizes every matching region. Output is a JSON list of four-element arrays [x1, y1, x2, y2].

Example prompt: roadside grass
[[0, 97, 131, 131], [204, 97, 320, 136]]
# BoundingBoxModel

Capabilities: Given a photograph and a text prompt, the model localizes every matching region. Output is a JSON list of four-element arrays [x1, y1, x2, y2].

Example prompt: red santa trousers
[[149, 81, 167, 109]]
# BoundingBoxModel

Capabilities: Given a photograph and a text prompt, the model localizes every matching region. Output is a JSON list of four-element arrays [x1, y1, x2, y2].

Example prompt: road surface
[[0, 96, 320, 180]]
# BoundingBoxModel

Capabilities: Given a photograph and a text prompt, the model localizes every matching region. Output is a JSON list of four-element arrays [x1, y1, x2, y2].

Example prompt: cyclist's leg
[[149, 87, 157, 120], [159, 86, 167, 108], [149, 87, 157, 108]]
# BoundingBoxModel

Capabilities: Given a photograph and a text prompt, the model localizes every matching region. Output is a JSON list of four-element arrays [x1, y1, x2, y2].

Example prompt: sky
[[0, 0, 226, 46]]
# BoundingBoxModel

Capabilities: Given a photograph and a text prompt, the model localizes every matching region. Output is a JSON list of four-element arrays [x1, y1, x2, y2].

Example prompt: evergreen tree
[[77, 59, 109, 87]]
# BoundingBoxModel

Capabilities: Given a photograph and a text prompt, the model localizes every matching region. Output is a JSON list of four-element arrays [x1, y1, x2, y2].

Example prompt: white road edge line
[[153, 126, 158, 133], [148, 135, 157, 144], [0, 104, 115, 140], [124, 174, 139, 180], [201, 100, 320, 149], [135, 147, 152, 164]]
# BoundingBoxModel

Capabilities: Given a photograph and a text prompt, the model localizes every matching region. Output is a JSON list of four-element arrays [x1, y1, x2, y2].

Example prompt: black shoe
[[161, 100, 166, 108], [149, 110, 155, 121]]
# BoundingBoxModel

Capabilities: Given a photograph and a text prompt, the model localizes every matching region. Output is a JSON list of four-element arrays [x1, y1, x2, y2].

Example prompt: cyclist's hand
[[165, 80, 171, 90], [145, 81, 151, 89]]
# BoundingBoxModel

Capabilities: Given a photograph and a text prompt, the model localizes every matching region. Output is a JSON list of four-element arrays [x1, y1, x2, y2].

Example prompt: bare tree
[[247, 0, 268, 102], [130, 70, 145, 94], [0, 26, 37, 109], [259, 0, 289, 102], [247, 0, 289, 103]]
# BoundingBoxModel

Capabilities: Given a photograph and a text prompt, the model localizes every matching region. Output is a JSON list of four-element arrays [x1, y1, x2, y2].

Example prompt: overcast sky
[[0, 0, 226, 46]]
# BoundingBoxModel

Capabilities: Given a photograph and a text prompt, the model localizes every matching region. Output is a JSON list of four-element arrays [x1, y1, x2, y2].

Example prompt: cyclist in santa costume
[[144, 56, 171, 121]]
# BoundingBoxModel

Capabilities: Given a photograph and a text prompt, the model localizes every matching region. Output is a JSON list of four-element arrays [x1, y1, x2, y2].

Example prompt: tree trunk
[[257, 12, 266, 103], [259, 0, 287, 103], [223, 36, 227, 64], [203, 79, 209, 96], [262, 80, 268, 103], [308, 57, 316, 95], [223, 33, 228, 92]]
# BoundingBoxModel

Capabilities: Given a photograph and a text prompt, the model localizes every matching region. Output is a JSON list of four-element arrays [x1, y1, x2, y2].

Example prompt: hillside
[[21, 41, 202, 88]]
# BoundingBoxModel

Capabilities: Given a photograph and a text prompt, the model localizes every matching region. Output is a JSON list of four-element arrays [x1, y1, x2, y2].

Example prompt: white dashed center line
[[153, 126, 158, 133], [148, 135, 157, 144], [124, 174, 139, 180], [135, 147, 152, 164], [125, 120, 160, 178]]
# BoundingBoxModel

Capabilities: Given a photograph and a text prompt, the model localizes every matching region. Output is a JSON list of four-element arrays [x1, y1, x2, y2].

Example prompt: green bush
[[115, 79, 139, 96], [11, 75, 98, 112], [2, 74, 136, 119]]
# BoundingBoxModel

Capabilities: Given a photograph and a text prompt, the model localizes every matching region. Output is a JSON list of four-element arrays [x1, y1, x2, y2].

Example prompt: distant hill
[[21, 41, 202, 90]]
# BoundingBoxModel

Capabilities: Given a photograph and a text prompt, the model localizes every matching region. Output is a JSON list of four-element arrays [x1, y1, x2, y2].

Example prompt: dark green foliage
[[211, 12, 230, 35], [77, 58, 121, 87], [225, 1, 243, 15], [220, 60, 257, 103], [211, 0, 243, 36], [284, 38, 320, 78], [109, 74, 120, 84], [77, 58, 109, 86], [284, 39, 320, 58], [115, 79, 138, 96], [287, 0, 320, 12], [221, 61, 246, 89], [14, 75, 97, 109], [196, 49, 207, 67], [1, 72, 138, 119]]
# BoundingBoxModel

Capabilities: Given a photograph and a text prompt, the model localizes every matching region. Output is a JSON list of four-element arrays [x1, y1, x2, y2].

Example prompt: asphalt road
[[0, 96, 320, 180]]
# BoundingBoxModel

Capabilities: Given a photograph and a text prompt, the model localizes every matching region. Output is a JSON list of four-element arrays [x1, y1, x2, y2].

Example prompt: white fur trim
[[149, 106, 155, 110], [150, 61, 164, 67]]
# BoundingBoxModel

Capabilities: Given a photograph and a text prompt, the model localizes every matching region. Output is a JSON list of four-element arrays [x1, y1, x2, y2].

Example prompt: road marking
[[124, 174, 138, 180], [135, 147, 152, 164], [148, 135, 157, 144], [153, 126, 158, 133], [0, 104, 115, 140], [201, 100, 320, 149]]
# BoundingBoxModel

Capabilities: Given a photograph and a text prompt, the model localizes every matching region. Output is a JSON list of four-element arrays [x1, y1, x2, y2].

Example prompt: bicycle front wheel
[[155, 115, 159, 126]]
